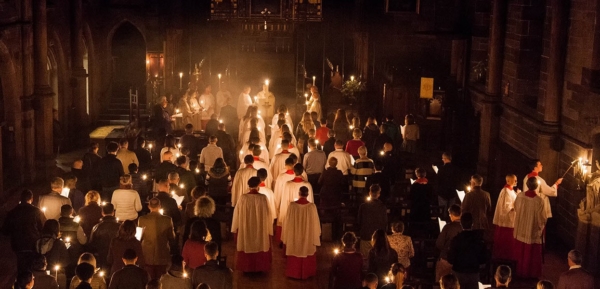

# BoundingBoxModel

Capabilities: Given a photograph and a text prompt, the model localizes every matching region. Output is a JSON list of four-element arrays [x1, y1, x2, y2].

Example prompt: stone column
[[544, 0, 568, 124], [71, 0, 89, 132], [22, 3, 36, 183], [33, 0, 56, 180], [486, 0, 507, 96]]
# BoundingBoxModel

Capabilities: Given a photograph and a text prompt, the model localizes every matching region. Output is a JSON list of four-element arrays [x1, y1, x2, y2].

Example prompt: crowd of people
[[2, 83, 596, 289]]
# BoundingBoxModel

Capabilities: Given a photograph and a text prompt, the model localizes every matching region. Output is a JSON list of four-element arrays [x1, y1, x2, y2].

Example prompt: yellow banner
[[420, 77, 434, 98]]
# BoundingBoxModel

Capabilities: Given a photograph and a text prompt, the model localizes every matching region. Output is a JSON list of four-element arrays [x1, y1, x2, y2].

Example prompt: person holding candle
[[31, 254, 60, 289], [215, 83, 231, 118], [78, 191, 103, 238], [237, 86, 253, 120], [461, 174, 492, 231], [256, 82, 275, 122], [358, 185, 388, 257], [179, 91, 195, 129], [329, 232, 363, 289], [107, 221, 146, 278], [182, 220, 210, 270], [381, 263, 407, 289], [152, 96, 174, 137], [35, 219, 69, 289], [39, 177, 73, 221], [332, 109, 351, 145], [69, 253, 107, 289], [159, 255, 192, 288], [88, 204, 120, 269], [191, 241, 233, 289], [367, 229, 399, 286], [523, 159, 563, 219], [197, 85, 215, 130], [139, 198, 176, 280], [108, 249, 149, 289]]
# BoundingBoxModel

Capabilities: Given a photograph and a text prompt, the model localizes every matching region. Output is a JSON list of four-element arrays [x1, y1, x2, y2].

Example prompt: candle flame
[[467, 186, 471, 192], [179, 72, 183, 77], [367, 196, 372, 201], [142, 174, 148, 180], [334, 248, 339, 255], [195, 168, 200, 174], [380, 151, 384, 156], [99, 271, 105, 277], [42, 207, 47, 212], [65, 237, 71, 243], [74, 216, 81, 223], [54, 265, 60, 271], [159, 209, 164, 215], [180, 184, 185, 189]]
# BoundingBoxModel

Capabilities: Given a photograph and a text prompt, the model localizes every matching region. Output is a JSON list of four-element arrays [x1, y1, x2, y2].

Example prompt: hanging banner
[[420, 77, 434, 98]]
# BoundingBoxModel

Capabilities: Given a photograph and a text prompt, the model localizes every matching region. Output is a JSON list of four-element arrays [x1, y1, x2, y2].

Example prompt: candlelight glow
[[219, 119, 223, 123], [315, 140, 319, 144], [42, 207, 47, 212], [367, 196, 372, 201], [180, 184, 185, 189], [380, 151, 384, 156], [195, 168, 200, 174], [265, 79, 269, 86], [142, 174, 148, 180], [74, 216, 81, 223], [101, 201, 107, 206], [159, 209, 164, 215], [334, 248, 339, 255], [148, 144, 153, 149], [240, 150, 244, 155], [171, 190, 176, 195], [350, 75, 355, 81], [54, 265, 60, 271], [385, 276, 390, 283], [99, 271, 105, 277], [218, 73, 222, 79], [349, 125, 354, 130], [65, 237, 71, 243], [177, 143, 182, 148], [467, 186, 471, 192]]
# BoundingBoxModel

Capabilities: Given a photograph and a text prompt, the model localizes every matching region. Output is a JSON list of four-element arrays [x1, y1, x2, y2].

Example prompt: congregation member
[[158, 255, 191, 289], [199, 136, 223, 173], [513, 177, 546, 278], [461, 174, 491, 230], [401, 114, 419, 153], [329, 232, 363, 289], [447, 213, 487, 289], [182, 220, 209, 270], [409, 168, 433, 222], [205, 114, 219, 136], [332, 109, 351, 144], [440, 273, 460, 289], [362, 273, 379, 289], [492, 174, 519, 260], [231, 177, 273, 273], [231, 155, 257, 207], [357, 185, 387, 257], [155, 152, 178, 184], [435, 204, 463, 281], [215, 123, 237, 168], [191, 241, 233, 289], [64, 174, 85, 213], [494, 265, 512, 288], [107, 220, 145, 277], [205, 158, 231, 206], [73, 262, 96, 289], [88, 204, 120, 269], [362, 117, 379, 158], [523, 159, 563, 219], [129, 164, 149, 201], [318, 157, 348, 208], [39, 177, 72, 221], [71, 160, 91, 196], [58, 205, 86, 268], [537, 280, 555, 289], [154, 178, 182, 228], [98, 142, 125, 202], [303, 138, 326, 195], [218, 97, 238, 134], [326, 140, 355, 175], [139, 198, 176, 280], [35, 220, 69, 288], [281, 186, 321, 279], [111, 175, 143, 221], [160, 135, 181, 164], [381, 263, 406, 289], [387, 222, 414, 270], [315, 118, 330, 145], [182, 197, 222, 256], [116, 139, 139, 174], [322, 129, 337, 156], [351, 146, 374, 200], [82, 142, 102, 190], [31, 254, 59, 289], [345, 128, 365, 159], [180, 124, 201, 161], [133, 137, 152, 172], [69, 253, 107, 289], [78, 191, 103, 238], [108, 249, 149, 289], [434, 152, 460, 218], [175, 156, 196, 197], [556, 250, 594, 289], [372, 125, 392, 157], [367, 229, 398, 286]]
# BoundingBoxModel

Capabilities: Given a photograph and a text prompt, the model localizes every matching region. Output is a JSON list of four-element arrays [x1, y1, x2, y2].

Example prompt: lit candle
[[171, 190, 176, 195], [54, 265, 60, 279], [240, 150, 244, 155], [195, 168, 200, 174], [315, 140, 319, 144], [312, 76, 316, 86], [159, 209, 164, 215], [65, 237, 71, 243], [183, 271, 188, 278], [349, 125, 354, 130], [74, 216, 81, 223], [380, 151, 384, 156], [179, 72, 183, 89], [179, 184, 185, 189], [366, 196, 372, 201], [177, 143, 182, 148], [101, 201, 107, 206], [304, 93, 308, 99], [333, 248, 339, 255], [350, 75, 355, 81], [218, 74, 222, 90], [99, 271, 105, 278], [385, 276, 390, 283], [305, 101, 309, 105], [254, 96, 258, 103], [142, 174, 148, 180], [42, 207, 47, 213], [467, 186, 471, 192], [176, 153, 180, 158], [176, 108, 180, 114], [148, 143, 153, 150], [116, 217, 119, 222], [219, 119, 223, 123]]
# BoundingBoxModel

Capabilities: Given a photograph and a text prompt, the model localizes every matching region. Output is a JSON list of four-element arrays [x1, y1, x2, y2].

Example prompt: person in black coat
[[155, 151, 178, 185], [191, 241, 232, 289], [108, 249, 149, 289], [82, 143, 102, 190], [88, 204, 120, 269], [322, 130, 337, 157], [409, 168, 434, 222], [215, 123, 237, 169], [98, 142, 124, 201], [218, 97, 239, 141], [365, 161, 391, 203], [133, 137, 153, 173], [372, 125, 393, 156], [447, 213, 488, 289], [318, 158, 348, 207], [435, 152, 461, 219], [154, 179, 183, 229]]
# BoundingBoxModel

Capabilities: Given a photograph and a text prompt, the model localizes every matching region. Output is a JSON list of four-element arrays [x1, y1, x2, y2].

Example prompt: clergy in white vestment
[[239, 117, 266, 147], [189, 92, 203, 129], [513, 177, 547, 279], [198, 85, 216, 129], [281, 186, 321, 279], [257, 168, 276, 221], [492, 174, 520, 260], [269, 139, 294, 183], [271, 105, 294, 133], [215, 85, 232, 117], [237, 86, 253, 119], [255, 84, 276, 122], [306, 86, 322, 120], [522, 159, 563, 218], [326, 140, 355, 175], [231, 176, 273, 272], [276, 164, 313, 244], [231, 155, 257, 207], [251, 146, 272, 189]]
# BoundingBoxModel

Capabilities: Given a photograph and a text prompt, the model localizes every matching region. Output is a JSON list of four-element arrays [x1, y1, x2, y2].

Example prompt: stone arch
[[108, 20, 147, 104], [107, 19, 147, 51]]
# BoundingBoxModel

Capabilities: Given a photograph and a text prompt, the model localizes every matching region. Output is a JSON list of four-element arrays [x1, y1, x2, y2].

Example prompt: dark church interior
[[1, 0, 600, 288]]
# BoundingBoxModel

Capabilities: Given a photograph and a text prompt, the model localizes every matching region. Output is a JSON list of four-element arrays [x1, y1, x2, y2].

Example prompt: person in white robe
[[255, 84, 276, 122], [238, 138, 268, 165], [178, 91, 194, 126], [215, 84, 231, 118], [188, 91, 203, 129], [269, 139, 294, 184], [237, 86, 253, 119], [257, 168, 276, 221], [269, 126, 298, 160], [276, 164, 313, 244], [198, 85, 215, 129], [231, 155, 257, 207], [250, 146, 272, 189], [522, 159, 563, 218], [271, 105, 294, 133], [492, 174, 520, 260], [272, 133, 300, 159], [306, 86, 322, 120], [231, 176, 272, 272], [281, 186, 321, 279]]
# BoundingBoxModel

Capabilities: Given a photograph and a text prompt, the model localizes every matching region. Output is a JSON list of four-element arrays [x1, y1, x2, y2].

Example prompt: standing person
[[116, 139, 139, 174], [204, 158, 232, 206], [329, 232, 363, 289], [362, 117, 379, 158], [303, 138, 326, 197], [83, 142, 102, 191], [138, 198, 176, 280], [199, 136, 223, 173], [152, 96, 173, 136], [88, 204, 120, 269], [64, 174, 85, 213], [278, 164, 314, 240], [231, 177, 273, 273], [236, 86, 253, 120], [367, 229, 398, 286], [215, 123, 237, 168], [133, 137, 152, 173], [372, 125, 392, 157], [2, 190, 45, 271], [461, 174, 492, 230], [35, 220, 69, 289], [72, 159, 91, 196], [269, 139, 292, 180], [318, 157, 348, 208], [493, 265, 512, 288], [198, 85, 215, 130], [180, 124, 200, 161], [440, 274, 460, 289], [435, 152, 460, 219], [345, 128, 365, 159], [98, 142, 125, 202], [182, 220, 209, 270], [357, 185, 388, 257], [153, 179, 183, 229], [31, 254, 59, 289], [382, 115, 400, 144], [492, 174, 520, 260], [112, 175, 143, 221], [322, 130, 336, 157], [78, 191, 103, 239], [215, 84, 231, 118], [306, 85, 322, 119], [158, 255, 192, 289], [160, 135, 181, 164], [513, 177, 547, 279], [401, 114, 419, 153], [556, 250, 595, 289], [435, 205, 463, 281], [381, 263, 407, 289], [351, 146, 374, 201], [256, 169, 277, 221], [315, 118, 330, 145], [205, 115, 220, 141], [281, 186, 321, 279], [326, 140, 355, 176], [523, 159, 563, 219], [332, 109, 351, 145], [175, 156, 196, 198], [182, 197, 222, 256], [387, 222, 414, 269], [447, 213, 488, 289], [107, 220, 145, 277], [295, 112, 316, 150], [69, 253, 107, 289], [409, 168, 434, 222], [231, 155, 257, 207], [218, 97, 238, 137], [191, 241, 233, 289], [155, 151, 178, 185], [108, 249, 149, 289], [39, 177, 72, 220]]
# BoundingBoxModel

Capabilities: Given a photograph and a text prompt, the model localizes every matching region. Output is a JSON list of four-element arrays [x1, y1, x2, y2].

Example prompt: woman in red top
[[345, 128, 365, 159], [329, 232, 363, 289], [182, 219, 209, 269]]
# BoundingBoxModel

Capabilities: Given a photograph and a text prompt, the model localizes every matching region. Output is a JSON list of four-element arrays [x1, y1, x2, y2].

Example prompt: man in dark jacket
[[109, 249, 149, 289], [98, 142, 124, 201], [357, 184, 388, 257], [215, 123, 237, 168], [322, 129, 337, 157], [133, 136, 152, 173], [88, 204, 120, 269], [192, 241, 232, 289], [435, 204, 463, 281], [2, 190, 45, 271], [155, 178, 183, 230], [82, 142, 102, 190], [435, 152, 460, 219], [447, 213, 488, 289], [155, 151, 178, 185], [180, 124, 201, 161], [71, 159, 91, 194], [175, 156, 196, 198]]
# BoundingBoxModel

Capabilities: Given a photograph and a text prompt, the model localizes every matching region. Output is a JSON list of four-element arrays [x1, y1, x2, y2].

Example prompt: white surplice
[[198, 93, 215, 120], [278, 179, 313, 225], [273, 144, 300, 160], [513, 191, 547, 244], [270, 114, 294, 135], [493, 186, 518, 228], [258, 186, 277, 221], [269, 152, 293, 186], [281, 200, 321, 257], [523, 173, 557, 218], [231, 166, 257, 207], [237, 93, 253, 119], [231, 192, 273, 253]]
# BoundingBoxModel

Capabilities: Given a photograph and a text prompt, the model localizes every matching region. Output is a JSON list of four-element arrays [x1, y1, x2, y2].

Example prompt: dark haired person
[[98, 141, 125, 201], [88, 203, 120, 269], [329, 232, 363, 289], [107, 220, 145, 275], [447, 213, 487, 289], [461, 174, 492, 230], [109, 249, 149, 289], [523, 159, 563, 219]]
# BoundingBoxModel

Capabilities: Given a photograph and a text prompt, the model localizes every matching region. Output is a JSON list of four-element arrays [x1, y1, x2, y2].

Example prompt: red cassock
[[231, 190, 273, 272], [492, 185, 518, 260], [281, 198, 321, 279]]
